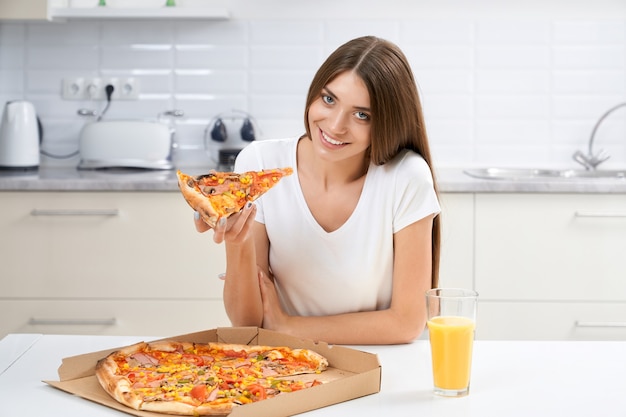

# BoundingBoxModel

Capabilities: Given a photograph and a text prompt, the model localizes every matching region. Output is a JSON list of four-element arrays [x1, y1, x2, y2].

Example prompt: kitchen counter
[[1, 166, 626, 193], [1, 333, 624, 416]]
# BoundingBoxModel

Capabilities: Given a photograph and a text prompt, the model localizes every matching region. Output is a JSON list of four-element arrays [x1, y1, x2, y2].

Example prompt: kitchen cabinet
[[49, 6, 230, 21], [438, 193, 473, 290], [474, 193, 626, 340], [0, 1, 229, 22], [0, 190, 475, 339], [0, 192, 230, 338], [4, 188, 623, 340], [0, 0, 47, 20]]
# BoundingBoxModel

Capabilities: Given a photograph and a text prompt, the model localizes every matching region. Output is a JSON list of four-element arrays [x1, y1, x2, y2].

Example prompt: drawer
[[476, 301, 626, 341], [0, 192, 226, 299], [475, 193, 626, 302], [0, 299, 231, 339]]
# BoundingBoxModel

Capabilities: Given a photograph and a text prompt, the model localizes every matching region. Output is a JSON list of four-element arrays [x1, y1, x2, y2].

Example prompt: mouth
[[320, 129, 347, 147]]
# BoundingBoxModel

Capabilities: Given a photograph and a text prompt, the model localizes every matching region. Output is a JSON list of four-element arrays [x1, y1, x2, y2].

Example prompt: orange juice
[[427, 316, 475, 392]]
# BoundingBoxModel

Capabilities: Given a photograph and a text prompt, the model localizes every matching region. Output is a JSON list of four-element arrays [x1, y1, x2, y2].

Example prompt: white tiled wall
[[1, 3, 625, 169]]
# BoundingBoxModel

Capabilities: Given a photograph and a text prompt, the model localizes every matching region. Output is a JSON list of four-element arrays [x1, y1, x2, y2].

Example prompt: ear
[[210, 118, 228, 142], [240, 118, 256, 142]]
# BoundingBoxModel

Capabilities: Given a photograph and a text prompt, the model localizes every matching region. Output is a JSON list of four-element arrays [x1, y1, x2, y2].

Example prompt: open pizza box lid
[[45, 327, 381, 416]]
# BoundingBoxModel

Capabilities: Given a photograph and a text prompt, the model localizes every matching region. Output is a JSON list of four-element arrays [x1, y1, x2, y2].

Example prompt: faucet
[[573, 102, 626, 170]]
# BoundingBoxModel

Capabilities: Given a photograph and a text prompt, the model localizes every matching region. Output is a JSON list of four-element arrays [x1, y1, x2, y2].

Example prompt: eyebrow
[[323, 86, 371, 113]]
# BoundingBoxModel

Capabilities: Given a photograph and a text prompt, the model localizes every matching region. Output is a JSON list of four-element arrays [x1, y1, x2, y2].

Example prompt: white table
[[1, 334, 625, 416]]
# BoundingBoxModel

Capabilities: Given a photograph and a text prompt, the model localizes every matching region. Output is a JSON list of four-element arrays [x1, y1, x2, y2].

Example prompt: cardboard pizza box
[[45, 327, 381, 417]]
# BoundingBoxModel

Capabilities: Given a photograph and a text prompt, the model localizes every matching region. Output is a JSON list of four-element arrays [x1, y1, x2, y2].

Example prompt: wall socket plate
[[62, 77, 140, 100]]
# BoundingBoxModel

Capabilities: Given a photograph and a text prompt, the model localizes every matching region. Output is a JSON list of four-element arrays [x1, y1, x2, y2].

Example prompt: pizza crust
[[177, 171, 221, 228], [141, 400, 233, 416], [95, 349, 143, 411]]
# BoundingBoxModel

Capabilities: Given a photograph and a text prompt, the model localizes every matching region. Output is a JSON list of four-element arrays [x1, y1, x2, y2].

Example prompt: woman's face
[[307, 71, 372, 164]]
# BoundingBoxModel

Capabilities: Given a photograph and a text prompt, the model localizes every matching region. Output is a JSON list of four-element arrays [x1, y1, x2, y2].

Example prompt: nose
[[327, 108, 348, 134]]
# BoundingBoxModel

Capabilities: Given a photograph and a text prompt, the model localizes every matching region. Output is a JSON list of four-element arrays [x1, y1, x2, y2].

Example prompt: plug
[[105, 84, 115, 102]]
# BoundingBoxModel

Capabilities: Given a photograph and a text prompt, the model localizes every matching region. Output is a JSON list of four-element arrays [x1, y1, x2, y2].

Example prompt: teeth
[[322, 131, 345, 145]]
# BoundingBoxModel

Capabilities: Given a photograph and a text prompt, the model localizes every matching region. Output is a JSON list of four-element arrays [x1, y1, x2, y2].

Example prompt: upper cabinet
[[49, 6, 229, 21], [0, 0, 229, 21], [0, 0, 48, 20]]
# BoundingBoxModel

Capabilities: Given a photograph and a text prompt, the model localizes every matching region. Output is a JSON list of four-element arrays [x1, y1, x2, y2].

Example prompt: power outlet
[[62, 77, 86, 100], [62, 77, 140, 100]]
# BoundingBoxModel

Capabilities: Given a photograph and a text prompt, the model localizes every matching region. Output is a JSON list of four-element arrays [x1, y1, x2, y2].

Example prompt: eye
[[355, 111, 370, 121], [322, 94, 334, 105]]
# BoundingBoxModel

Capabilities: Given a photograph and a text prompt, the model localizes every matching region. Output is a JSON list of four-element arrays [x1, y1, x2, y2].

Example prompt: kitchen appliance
[[204, 110, 258, 171], [0, 100, 41, 170], [77, 120, 174, 170]]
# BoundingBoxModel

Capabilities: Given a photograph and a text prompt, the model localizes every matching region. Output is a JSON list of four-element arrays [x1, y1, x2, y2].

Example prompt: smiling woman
[[193, 36, 441, 345]]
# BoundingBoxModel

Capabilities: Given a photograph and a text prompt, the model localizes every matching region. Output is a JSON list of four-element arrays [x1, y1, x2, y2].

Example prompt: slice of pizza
[[177, 167, 293, 228]]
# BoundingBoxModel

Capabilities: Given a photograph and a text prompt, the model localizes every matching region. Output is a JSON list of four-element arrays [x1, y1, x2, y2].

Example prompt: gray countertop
[[1, 166, 626, 193]]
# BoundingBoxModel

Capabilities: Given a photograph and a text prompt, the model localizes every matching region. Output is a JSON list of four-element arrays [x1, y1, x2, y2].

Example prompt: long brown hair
[[303, 36, 441, 288]]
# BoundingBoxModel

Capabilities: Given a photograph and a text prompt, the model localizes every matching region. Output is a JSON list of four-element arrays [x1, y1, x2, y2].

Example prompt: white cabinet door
[[0, 0, 47, 20], [475, 193, 626, 302], [0, 299, 231, 337], [0, 192, 225, 299], [477, 301, 626, 340], [438, 193, 474, 290]]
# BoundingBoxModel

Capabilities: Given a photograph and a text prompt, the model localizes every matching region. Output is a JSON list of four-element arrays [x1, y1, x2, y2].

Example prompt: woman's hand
[[193, 202, 257, 244], [258, 270, 290, 331]]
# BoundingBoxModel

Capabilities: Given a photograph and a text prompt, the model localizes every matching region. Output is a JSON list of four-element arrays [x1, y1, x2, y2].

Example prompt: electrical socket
[[62, 77, 86, 100], [62, 77, 140, 100]]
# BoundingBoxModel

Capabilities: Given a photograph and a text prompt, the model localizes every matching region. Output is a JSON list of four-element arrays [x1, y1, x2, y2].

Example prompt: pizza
[[95, 341, 328, 415], [176, 168, 293, 228]]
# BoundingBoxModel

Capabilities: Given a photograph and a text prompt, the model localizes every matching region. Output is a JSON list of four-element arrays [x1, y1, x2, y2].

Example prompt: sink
[[464, 167, 626, 180]]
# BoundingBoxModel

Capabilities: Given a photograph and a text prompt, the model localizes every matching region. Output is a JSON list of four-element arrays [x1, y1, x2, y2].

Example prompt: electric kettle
[[0, 100, 41, 170]]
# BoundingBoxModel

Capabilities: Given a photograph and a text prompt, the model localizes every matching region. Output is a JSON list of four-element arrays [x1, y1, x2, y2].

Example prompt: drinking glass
[[426, 288, 478, 397]]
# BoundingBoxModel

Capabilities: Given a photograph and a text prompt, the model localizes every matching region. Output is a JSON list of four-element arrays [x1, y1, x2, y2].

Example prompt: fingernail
[[193, 211, 200, 220], [217, 273, 226, 280], [246, 202, 253, 210], [218, 217, 227, 227]]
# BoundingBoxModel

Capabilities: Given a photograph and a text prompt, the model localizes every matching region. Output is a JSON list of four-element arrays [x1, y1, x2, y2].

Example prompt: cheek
[[307, 100, 325, 122], [354, 125, 372, 144]]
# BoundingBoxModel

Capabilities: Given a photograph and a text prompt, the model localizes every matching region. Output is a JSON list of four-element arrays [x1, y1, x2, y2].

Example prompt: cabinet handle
[[28, 317, 117, 326], [30, 209, 120, 217], [575, 320, 626, 328], [574, 211, 626, 218]]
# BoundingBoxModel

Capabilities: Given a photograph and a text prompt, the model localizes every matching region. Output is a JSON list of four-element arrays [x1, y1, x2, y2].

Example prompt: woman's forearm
[[275, 308, 426, 345], [222, 240, 264, 327]]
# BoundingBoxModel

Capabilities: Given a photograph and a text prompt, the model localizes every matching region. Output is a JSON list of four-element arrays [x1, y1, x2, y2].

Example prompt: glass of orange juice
[[426, 288, 478, 397]]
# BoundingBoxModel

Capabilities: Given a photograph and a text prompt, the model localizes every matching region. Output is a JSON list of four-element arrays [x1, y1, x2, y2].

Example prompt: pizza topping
[[177, 168, 293, 228], [96, 341, 327, 415]]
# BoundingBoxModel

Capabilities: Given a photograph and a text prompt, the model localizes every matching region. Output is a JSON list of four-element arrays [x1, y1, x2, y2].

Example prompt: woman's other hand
[[258, 270, 290, 331]]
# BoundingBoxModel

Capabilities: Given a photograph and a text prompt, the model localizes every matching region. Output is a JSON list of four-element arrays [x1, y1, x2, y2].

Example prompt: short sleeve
[[392, 153, 440, 233]]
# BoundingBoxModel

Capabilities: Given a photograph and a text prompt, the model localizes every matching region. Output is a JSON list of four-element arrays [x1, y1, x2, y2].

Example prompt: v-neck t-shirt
[[234, 137, 440, 317]]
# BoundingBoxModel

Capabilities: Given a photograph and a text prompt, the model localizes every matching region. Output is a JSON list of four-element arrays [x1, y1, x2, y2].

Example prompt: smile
[[321, 130, 346, 146]]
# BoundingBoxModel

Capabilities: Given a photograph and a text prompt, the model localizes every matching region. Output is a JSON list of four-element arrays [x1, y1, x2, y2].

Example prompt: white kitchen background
[[1, 0, 625, 170]]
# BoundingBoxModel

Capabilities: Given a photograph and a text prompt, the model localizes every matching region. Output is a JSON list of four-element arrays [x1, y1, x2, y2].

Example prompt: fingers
[[213, 202, 257, 244], [212, 217, 227, 243], [193, 211, 212, 233]]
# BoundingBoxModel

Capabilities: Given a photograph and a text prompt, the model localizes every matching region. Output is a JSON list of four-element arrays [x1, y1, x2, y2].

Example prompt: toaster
[[77, 120, 174, 170]]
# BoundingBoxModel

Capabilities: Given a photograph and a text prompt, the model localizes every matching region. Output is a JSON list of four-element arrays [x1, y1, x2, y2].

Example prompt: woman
[[195, 36, 441, 345]]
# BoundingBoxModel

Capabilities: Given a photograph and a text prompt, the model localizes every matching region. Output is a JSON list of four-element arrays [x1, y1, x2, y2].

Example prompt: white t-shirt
[[235, 137, 440, 317]]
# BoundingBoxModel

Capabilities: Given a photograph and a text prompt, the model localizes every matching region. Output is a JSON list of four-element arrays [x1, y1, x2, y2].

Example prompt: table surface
[[1, 334, 625, 417]]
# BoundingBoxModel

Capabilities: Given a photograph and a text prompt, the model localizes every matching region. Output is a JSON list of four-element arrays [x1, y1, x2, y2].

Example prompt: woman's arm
[[259, 215, 435, 345], [218, 204, 266, 327]]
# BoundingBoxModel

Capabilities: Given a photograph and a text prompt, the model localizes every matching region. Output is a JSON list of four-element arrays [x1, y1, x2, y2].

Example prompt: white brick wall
[[1, 1, 625, 169]]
